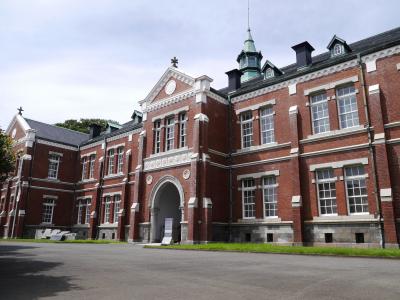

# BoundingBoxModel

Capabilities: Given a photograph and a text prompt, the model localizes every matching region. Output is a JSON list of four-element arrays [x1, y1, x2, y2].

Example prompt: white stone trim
[[301, 143, 369, 158], [387, 138, 400, 145], [365, 60, 377, 73], [231, 155, 292, 169], [151, 106, 189, 122], [303, 75, 359, 96], [203, 197, 212, 208], [233, 142, 290, 156], [76, 195, 93, 200], [80, 140, 103, 151], [31, 185, 74, 193], [145, 89, 196, 113], [380, 188, 392, 202], [102, 183, 124, 189], [235, 99, 276, 115], [208, 148, 229, 157], [237, 170, 279, 180], [306, 214, 377, 224], [205, 90, 228, 105], [31, 177, 75, 186], [194, 113, 209, 122], [188, 197, 198, 208], [43, 194, 58, 199], [301, 125, 366, 143], [49, 151, 63, 157], [6, 114, 31, 135], [144, 149, 193, 172], [288, 83, 296, 95], [131, 202, 140, 212], [368, 84, 380, 95], [106, 128, 141, 143], [310, 157, 368, 171], [80, 151, 96, 158], [384, 121, 400, 129], [37, 139, 78, 151], [289, 105, 298, 115], [106, 143, 125, 151], [397, 63, 400, 71], [208, 161, 229, 169], [103, 191, 122, 197], [291, 195, 302, 207], [361, 44, 400, 64]]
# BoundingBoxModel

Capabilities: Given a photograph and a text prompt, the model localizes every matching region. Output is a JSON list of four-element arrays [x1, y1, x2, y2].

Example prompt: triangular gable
[[327, 35, 351, 52], [5, 114, 31, 138], [139, 67, 196, 106]]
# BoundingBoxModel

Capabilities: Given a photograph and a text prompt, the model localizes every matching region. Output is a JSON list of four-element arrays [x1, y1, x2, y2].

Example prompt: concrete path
[[1, 242, 399, 299]]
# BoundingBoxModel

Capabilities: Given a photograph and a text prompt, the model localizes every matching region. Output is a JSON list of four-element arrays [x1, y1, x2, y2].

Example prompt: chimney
[[89, 124, 101, 139], [291, 41, 315, 69], [225, 69, 243, 92]]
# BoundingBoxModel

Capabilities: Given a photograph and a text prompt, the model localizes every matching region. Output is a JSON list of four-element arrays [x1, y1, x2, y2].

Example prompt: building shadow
[[0, 244, 79, 299]]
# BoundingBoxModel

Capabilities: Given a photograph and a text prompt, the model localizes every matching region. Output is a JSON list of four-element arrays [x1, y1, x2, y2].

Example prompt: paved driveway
[[0, 242, 399, 300]]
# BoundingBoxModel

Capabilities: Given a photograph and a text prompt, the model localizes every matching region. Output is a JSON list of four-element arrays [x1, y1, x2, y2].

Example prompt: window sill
[[233, 142, 291, 156], [237, 218, 291, 225], [306, 214, 377, 224], [78, 178, 97, 184], [301, 125, 366, 144], [39, 223, 55, 226], [98, 223, 118, 228], [73, 224, 90, 228], [149, 146, 189, 159], [103, 173, 124, 180]]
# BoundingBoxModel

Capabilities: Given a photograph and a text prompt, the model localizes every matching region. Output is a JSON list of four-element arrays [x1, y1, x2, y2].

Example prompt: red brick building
[[2, 27, 400, 247]]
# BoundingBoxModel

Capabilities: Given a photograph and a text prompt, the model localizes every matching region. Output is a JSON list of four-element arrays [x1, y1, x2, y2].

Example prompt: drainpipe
[[95, 137, 107, 239], [227, 94, 233, 242], [10, 158, 23, 239], [357, 53, 385, 248]]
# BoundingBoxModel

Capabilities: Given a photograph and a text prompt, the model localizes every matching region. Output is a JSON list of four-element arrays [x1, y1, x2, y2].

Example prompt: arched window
[[333, 44, 343, 56], [264, 68, 274, 79]]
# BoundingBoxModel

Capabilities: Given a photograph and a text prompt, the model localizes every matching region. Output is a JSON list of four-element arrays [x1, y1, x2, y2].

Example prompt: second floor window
[[107, 149, 115, 175], [81, 157, 88, 180], [89, 155, 95, 179], [117, 147, 124, 173], [260, 107, 275, 144], [316, 169, 337, 215], [165, 117, 175, 151], [48, 154, 61, 179], [179, 113, 187, 148], [311, 93, 330, 134], [242, 178, 256, 218], [337, 86, 359, 129], [154, 120, 161, 154], [241, 111, 253, 148]]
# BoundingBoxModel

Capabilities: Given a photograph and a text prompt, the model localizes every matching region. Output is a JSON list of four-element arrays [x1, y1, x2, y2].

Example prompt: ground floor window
[[345, 166, 368, 214], [242, 179, 256, 218], [262, 176, 277, 217], [42, 198, 55, 224], [316, 169, 337, 215]]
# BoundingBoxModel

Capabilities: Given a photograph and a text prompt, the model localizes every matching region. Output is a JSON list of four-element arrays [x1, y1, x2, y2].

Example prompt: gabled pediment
[[5, 114, 31, 140], [139, 67, 196, 106]]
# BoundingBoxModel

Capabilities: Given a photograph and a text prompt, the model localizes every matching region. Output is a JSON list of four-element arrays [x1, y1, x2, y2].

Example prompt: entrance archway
[[150, 176, 183, 243]]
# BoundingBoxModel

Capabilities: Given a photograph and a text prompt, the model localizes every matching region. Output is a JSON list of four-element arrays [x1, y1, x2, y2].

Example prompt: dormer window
[[332, 43, 344, 56], [264, 68, 274, 79]]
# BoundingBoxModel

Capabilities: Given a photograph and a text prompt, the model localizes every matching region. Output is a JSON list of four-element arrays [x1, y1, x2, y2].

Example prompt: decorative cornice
[[361, 44, 400, 63], [80, 140, 103, 151], [206, 90, 228, 105], [144, 149, 193, 172], [145, 89, 196, 113], [37, 139, 78, 151]]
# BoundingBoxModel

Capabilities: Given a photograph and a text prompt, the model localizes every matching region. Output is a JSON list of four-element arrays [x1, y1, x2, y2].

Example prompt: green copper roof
[[243, 28, 257, 52]]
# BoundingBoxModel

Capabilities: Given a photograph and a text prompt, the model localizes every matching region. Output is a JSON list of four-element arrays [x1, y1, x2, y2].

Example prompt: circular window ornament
[[146, 175, 153, 185], [182, 169, 191, 180], [11, 128, 17, 138], [165, 80, 177, 95]]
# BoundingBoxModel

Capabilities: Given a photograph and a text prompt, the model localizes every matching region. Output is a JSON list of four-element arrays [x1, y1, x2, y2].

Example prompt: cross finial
[[17, 106, 24, 115], [171, 56, 178, 68]]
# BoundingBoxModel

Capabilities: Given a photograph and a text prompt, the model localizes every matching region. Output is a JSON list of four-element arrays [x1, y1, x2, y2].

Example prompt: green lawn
[[0, 238, 126, 244], [145, 243, 400, 258]]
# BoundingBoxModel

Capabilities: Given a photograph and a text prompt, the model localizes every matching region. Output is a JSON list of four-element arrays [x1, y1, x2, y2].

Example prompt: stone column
[[252, 109, 260, 146], [117, 149, 131, 241], [368, 84, 398, 247], [289, 105, 303, 245]]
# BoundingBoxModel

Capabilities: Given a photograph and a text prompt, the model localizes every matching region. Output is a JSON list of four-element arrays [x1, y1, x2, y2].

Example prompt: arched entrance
[[150, 176, 184, 243]]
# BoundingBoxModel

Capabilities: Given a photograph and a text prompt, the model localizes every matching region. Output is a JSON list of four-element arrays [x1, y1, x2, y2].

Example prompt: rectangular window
[[310, 93, 330, 134], [179, 113, 187, 148], [77, 198, 91, 224], [117, 147, 124, 173], [242, 178, 256, 218], [0, 197, 5, 212], [337, 86, 359, 129], [9, 195, 15, 211], [113, 194, 121, 223], [107, 149, 115, 175], [260, 107, 275, 144], [154, 120, 161, 154], [241, 111, 253, 148], [165, 117, 175, 151], [85, 199, 91, 224], [77, 200, 84, 224], [81, 157, 88, 180], [345, 165, 368, 214], [42, 198, 55, 224], [89, 155, 95, 179], [316, 169, 337, 215], [104, 197, 111, 223], [263, 176, 278, 217], [48, 154, 61, 179]]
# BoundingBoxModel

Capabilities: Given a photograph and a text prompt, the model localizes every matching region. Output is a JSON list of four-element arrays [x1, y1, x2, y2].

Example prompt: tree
[[55, 119, 110, 134], [0, 129, 16, 181]]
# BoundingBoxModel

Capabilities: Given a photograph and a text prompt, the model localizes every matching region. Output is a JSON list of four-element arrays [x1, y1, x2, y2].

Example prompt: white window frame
[[103, 196, 112, 224], [107, 149, 115, 175], [241, 111, 253, 149], [260, 107, 275, 145], [88, 155, 95, 179], [310, 93, 330, 134], [336, 86, 359, 129], [113, 195, 121, 223], [117, 147, 124, 173], [333, 43, 344, 56], [242, 178, 256, 219], [165, 117, 175, 151], [48, 154, 61, 179], [344, 165, 369, 215], [42, 198, 55, 224], [262, 176, 278, 218], [154, 120, 161, 154], [179, 113, 187, 148], [316, 169, 338, 216], [81, 157, 88, 181], [264, 68, 274, 79]]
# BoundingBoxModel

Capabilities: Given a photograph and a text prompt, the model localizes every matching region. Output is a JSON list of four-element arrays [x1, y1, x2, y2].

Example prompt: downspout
[[96, 137, 107, 239], [10, 158, 23, 239], [357, 53, 385, 248], [227, 94, 233, 242]]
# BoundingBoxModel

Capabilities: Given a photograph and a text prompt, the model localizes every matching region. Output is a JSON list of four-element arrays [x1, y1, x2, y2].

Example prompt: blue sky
[[0, 0, 399, 129]]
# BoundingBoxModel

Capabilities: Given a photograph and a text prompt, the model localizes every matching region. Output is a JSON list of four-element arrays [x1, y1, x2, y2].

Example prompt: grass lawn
[[0, 238, 126, 244], [145, 243, 400, 258]]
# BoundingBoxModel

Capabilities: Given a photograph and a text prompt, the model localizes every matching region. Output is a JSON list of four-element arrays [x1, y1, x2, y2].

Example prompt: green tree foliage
[[0, 129, 16, 181], [55, 119, 110, 134]]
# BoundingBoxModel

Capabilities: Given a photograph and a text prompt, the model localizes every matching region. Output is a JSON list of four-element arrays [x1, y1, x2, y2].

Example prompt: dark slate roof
[[25, 118, 89, 147], [219, 26, 400, 97]]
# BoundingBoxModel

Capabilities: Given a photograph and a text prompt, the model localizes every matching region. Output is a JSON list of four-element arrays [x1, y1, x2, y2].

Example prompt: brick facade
[[1, 28, 400, 247]]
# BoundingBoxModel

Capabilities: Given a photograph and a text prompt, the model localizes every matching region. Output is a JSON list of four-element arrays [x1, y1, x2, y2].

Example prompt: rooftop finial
[[171, 56, 178, 68], [17, 106, 24, 116], [247, 0, 250, 30]]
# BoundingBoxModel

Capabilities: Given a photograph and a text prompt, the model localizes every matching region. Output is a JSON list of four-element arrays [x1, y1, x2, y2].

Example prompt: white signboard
[[161, 218, 173, 245]]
